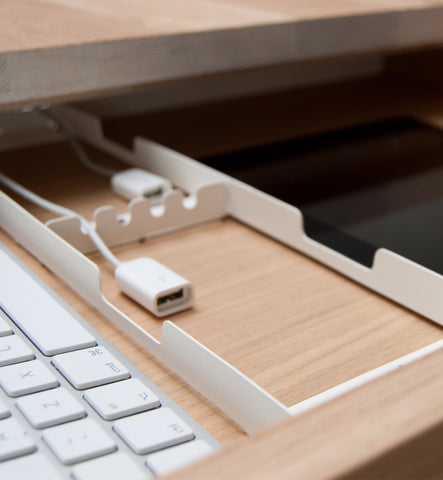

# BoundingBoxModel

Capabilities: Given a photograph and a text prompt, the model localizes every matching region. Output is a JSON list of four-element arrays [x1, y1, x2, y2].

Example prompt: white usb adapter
[[0, 169, 194, 319], [111, 168, 172, 202], [115, 258, 194, 317]]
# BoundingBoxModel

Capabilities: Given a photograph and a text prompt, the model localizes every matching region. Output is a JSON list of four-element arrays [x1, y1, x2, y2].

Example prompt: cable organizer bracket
[[55, 104, 443, 326], [46, 183, 226, 253]]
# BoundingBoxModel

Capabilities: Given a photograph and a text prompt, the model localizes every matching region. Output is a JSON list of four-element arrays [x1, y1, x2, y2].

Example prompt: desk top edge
[[3, 1, 443, 109]]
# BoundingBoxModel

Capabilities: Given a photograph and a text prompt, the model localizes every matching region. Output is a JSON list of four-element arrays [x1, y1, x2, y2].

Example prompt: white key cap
[[146, 440, 214, 477], [0, 311, 13, 337], [42, 418, 116, 465], [0, 397, 10, 420], [0, 417, 36, 461], [84, 378, 160, 420], [72, 452, 150, 480], [0, 250, 96, 355], [16, 387, 86, 429], [0, 359, 59, 397], [0, 453, 61, 480], [53, 346, 130, 389], [114, 407, 194, 454], [0, 335, 34, 366]]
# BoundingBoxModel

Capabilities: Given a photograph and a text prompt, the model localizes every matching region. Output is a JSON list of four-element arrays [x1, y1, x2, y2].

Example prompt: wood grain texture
[[3, 0, 443, 108], [3, 0, 443, 52]]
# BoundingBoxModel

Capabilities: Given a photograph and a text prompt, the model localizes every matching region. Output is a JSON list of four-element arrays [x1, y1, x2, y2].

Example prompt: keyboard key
[[0, 417, 36, 461], [146, 439, 214, 477], [0, 398, 10, 420], [42, 418, 116, 465], [0, 250, 96, 355], [16, 387, 86, 429], [0, 335, 35, 366], [0, 359, 59, 397], [52, 346, 130, 389], [0, 453, 61, 480], [84, 378, 160, 420], [72, 452, 150, 480], [0, 311, 13, 337], [114, 407, 194, 454]]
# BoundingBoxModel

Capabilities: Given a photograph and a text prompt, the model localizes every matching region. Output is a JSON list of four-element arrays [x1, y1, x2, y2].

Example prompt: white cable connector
[[0, 171, 193, 318], [111, 168, 172, 203], [115, 258, 193, 317]]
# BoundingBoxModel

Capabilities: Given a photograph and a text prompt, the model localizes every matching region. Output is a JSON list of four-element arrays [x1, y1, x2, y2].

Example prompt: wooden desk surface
[[3, 0, 443, 109], [2, 3, 443, 472]]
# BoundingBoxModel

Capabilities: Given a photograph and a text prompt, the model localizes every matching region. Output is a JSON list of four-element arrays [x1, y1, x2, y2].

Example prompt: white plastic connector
[[114, 258, 194, 317], [111, 168, 172, 203]]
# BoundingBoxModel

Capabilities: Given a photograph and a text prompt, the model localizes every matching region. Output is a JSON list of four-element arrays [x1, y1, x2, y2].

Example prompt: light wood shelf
[[3, 0, 443, 109]]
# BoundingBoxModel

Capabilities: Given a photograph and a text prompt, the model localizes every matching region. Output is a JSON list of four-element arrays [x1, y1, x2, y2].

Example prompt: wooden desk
[[2, 1, 443, 478]]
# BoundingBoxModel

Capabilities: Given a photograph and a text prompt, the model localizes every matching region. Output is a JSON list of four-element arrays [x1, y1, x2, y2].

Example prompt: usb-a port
[[157, 289, 184, 307]]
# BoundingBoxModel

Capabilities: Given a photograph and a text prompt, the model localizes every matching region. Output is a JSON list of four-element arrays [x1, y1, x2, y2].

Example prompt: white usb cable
[[38, 107, 173, 203], [0, 171, 194, 317], [38, 107, 117, 178]]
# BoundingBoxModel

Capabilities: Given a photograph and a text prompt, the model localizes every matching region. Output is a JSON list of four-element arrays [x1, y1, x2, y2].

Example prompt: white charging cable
[[0, 171, 193, 317], [39, 107, 117, 178]]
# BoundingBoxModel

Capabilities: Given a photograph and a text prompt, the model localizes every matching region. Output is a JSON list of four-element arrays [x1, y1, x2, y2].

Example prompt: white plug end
[[111, 168, 172, 203], [115, 258, 193, 317]]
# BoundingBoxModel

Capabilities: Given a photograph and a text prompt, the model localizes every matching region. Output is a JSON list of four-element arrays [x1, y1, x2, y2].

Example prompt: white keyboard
[[0, 244, 218, 479]]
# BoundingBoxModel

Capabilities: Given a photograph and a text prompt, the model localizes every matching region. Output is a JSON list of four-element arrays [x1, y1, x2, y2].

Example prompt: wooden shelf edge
[[3, 6, 443, 110]]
